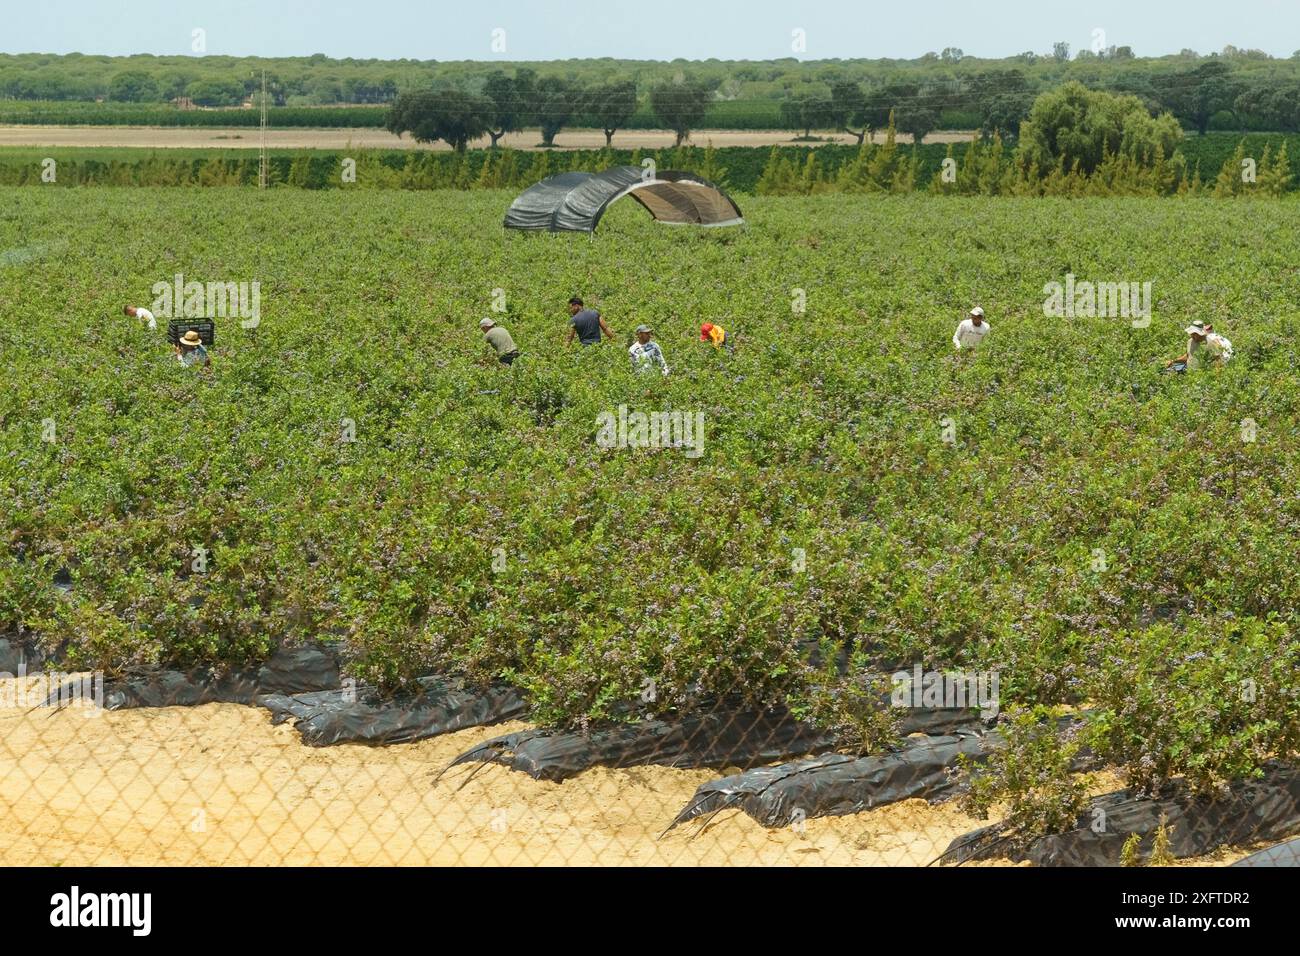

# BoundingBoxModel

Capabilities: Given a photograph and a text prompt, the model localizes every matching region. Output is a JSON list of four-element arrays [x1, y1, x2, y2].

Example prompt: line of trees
[[385, 60, 1300, 153], [8, 48, 1300, 129], [775, 59, 1300, 144], [99, 70, 397, 109], [779, 79, 955, 143], [386, 71, 714, 150], [9, 50, 1300, 142], [755, 85, 1295, 197]]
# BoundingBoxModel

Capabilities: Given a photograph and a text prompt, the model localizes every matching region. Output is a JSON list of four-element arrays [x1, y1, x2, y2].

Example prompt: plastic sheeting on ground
[[897, 706, 988, 736], [444, 704, 838, 783], [258, 677, 528, 747], [669, 715, 1092, 832], [0, 635, 49, 674], [668, 728, 994, 831], [444, 697, 990, 783], [42, 644, 341, 710], [942, 761, 1300, 866]]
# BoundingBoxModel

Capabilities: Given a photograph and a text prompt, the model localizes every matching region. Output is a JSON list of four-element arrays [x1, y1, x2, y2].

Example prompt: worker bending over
[[479, 317, 520, 365], [700, 322, 733, 352]]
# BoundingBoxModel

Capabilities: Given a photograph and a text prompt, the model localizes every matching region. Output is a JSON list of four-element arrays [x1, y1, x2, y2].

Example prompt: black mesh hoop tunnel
[[503, 166, 744, 233]]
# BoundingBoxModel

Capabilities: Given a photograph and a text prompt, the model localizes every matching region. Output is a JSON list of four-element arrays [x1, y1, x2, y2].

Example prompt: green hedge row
[[2, 133, 1296, 194], [2, 98, 786, 130], [0, 101, 388, 127]]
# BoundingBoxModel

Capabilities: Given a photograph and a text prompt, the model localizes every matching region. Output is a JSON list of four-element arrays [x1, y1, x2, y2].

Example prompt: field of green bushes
[[3, 187, 1298, 817]]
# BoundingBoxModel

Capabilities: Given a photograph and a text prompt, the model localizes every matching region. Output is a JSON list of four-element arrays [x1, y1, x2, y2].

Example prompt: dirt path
[[0, 676, 1257, 866], [0, 126, 977, 151]]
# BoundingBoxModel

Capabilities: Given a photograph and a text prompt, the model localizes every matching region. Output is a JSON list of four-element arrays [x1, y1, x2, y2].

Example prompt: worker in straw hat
[[479, 317, 520, 365], [1166, 320, 1216, 372], [175, 329, 211, 369], [953, 307, 990, 350], [629, 324, 669, 376]]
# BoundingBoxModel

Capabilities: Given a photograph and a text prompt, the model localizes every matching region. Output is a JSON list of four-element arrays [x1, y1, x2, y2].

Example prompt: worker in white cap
[[628, 324, 669, 376], [953, 306, 990, 350], [479, 317, 520, 365]]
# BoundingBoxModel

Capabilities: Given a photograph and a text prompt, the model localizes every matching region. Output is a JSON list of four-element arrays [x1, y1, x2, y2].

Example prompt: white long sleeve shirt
[[953, 318, 990, 349]]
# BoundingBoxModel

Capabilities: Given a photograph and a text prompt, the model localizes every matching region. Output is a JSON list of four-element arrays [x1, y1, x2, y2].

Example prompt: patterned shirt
[[629, 340, 669, 375], [178, 345, 208, 367]]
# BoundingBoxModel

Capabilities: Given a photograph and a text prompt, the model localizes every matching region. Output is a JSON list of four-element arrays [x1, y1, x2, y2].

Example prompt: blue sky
[[7, 0, 1300, 60]]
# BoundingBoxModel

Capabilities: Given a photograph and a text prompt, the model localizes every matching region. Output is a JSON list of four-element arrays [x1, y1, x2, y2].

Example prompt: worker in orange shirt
[[700, 322, 734, 353]]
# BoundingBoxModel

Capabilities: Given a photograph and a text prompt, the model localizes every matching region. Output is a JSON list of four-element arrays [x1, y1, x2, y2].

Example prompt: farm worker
[[629, 324, 669, 376], [1205, 324, 1234, 364], [953, 307, 990, 350], [124, 304, 157, 329], [175, 329, 211, 369], [1167, 320, 1210, 371], [479, 317, 520, 365], [566, 297, 614, 346], [700, 322, 732, 351]]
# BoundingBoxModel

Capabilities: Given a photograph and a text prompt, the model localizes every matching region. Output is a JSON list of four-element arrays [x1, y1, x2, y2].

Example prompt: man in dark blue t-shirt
[[565, 296, 614, 346]]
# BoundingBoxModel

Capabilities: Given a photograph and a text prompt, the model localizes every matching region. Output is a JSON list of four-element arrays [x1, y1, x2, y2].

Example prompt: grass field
[[3, 187, 1299, 817]]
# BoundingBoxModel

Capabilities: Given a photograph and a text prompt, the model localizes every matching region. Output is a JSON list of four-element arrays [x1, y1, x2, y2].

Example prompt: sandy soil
[[0, 126, 977, 151], [0, 676, 1259, 866]]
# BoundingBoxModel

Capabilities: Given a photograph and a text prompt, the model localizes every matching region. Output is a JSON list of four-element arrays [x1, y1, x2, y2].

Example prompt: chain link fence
[[2, 639, 1297, 867]]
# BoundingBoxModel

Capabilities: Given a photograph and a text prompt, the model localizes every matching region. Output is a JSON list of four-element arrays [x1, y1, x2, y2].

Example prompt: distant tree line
[[775, 58, 1300, 144], [757, 85, 1294, 197], [7, 48, 1300, 139]]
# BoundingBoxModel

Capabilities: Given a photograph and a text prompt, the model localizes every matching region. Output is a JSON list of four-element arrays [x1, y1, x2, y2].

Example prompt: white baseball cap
[[479, 318, 495, 329], [969, 306, 984, 318]]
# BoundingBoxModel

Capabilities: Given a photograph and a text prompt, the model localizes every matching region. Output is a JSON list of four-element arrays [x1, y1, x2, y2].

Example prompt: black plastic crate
[[167, 319, 215, 346]]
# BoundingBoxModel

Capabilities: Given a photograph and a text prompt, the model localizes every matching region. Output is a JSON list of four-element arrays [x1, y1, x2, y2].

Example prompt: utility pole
[[259, 70, 268, 189]]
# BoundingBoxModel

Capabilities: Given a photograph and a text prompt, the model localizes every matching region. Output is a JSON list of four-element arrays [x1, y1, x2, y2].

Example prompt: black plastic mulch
[[41, 644, 342, 710], [442, 695, 991, 784], [257, 677, 529, 746], [668, 727, 995, 831], [941, 761, 1300, 866], [443, 703, 951, 784], [443, 705, 834, 783], [0, 634, 48, 674]]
